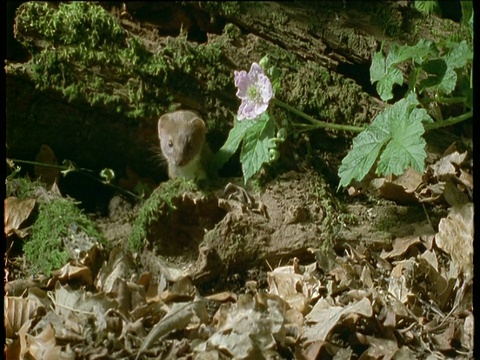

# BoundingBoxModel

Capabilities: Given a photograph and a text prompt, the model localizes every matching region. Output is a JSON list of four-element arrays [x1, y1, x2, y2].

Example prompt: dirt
[[92, 169, 436, 295]]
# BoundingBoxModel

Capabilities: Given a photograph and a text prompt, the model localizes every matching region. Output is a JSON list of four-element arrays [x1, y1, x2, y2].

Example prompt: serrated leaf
[[370, 50, 387, 83], [240, 114, 275, 183], [213, 117, 256, 169], [338, 93, 433, 188], [387, 39, 435, 67], [376, 67, 404, 101], [413, 0, 442, 16], [376, 107, 430, 175], [370, 40, 438, 101], [370, 50, 404, 101], [337, 125, 389, 189], [444, 40, 473, 69], [436, 67, 457, 94]]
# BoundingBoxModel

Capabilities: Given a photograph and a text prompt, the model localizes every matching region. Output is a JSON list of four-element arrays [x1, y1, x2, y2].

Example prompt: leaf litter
[[4, 171, 474, 359]]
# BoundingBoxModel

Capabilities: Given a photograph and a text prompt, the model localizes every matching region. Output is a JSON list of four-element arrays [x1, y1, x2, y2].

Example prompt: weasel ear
[[190, 117, 206, 135], [158, 114, 170, 134]]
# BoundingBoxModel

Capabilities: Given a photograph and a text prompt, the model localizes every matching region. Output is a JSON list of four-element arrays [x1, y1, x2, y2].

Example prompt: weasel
[[157, 110, 213, 180]]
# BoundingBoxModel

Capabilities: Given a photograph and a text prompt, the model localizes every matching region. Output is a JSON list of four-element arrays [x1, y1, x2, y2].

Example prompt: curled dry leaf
[[435, 202, 474, 281], [136, 299, 208, 360], [48, 263, 93, 287], [95, 247, 135, 292], [369, 168, 423, 203], [5, 296, 45, 339], [203, 293, 287, 359], [4, 196, 36, 238], [21, 322, 75, 360], [430, 149, 467, 179], [303, 297, 373, 343]]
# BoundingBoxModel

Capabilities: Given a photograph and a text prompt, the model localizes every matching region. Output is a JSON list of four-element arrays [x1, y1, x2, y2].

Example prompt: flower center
[[247, 85, 261, 102]]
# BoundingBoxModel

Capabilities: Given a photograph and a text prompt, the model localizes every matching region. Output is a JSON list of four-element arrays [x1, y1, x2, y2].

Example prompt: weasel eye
[[168, 140, 173, 148]]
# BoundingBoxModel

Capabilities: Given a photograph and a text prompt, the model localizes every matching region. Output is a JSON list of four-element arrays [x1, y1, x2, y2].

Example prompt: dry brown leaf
[[380, 236, 422, 259], [137, 299, 208, 360], [95, 247, 135, 292], [416, 252, 454, 310], [369, 168, 422, 203], [416, 182, 445, 203], [25, 322, 76, 360], [63, 230, 102, 267], [462, 312, 474, 351], [431, 149, 467, 177], [48, 263, 93, 287], [206, 293, 286, 359], [359, 335, 399, 360], [431, 319, 457, 352], [435, 203, 474, 280], [5, 296, 44, 339], [161, 276, 196, 302], [388, 260, 415, 303], [458, 169, 473, 189], [4, 196, 36, 237], [442, 179, 471, 206], [302, 340, 341, 360], [303, 297, 372, 343]]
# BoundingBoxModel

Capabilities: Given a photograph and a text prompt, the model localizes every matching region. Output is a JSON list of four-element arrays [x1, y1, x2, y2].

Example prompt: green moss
[[373, 205, 425, 233], [128, 178, 203, 252], [223, 23, 242, 39], [281, 60, 374, 128], [203, 2, 241, 17], [6, 174, 41, 200], [24, 195, 105, 276], [10, 2, 234, 123]]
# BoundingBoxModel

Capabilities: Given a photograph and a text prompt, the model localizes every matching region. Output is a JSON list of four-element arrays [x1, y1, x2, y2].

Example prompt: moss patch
[[23, 193, 105, 276], [128, 178, 204, 252], [10, 2, 234, 125]]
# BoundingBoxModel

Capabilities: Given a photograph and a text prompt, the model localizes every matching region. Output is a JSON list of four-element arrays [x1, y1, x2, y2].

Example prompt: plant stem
[[271, 98, 365, 133], [7, 158, 142, 200], [421, 96, 467, 104], [424, 111, 472, 131]]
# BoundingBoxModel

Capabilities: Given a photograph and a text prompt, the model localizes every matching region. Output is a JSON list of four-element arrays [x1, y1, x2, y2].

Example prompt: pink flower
[[234, 63, 273, 121]]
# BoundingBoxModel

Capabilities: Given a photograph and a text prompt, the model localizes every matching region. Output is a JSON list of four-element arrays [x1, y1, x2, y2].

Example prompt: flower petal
[[235, 62, 273, 120]]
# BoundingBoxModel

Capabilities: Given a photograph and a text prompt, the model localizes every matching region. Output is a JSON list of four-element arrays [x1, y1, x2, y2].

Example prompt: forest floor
[[4, 148, 474, 359]]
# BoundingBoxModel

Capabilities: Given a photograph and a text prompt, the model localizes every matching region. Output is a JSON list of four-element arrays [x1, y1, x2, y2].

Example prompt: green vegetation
[[23, 194, 105, 276], [338, 15, 473, 188], [11, 2, 233, 124], [128, 178, 202, 252], [6, 168, 42, 200], [6, 169, 105, 276]]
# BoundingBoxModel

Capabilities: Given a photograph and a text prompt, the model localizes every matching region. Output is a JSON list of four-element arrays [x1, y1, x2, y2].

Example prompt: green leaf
[[213, 117, 256, 170], [370, 50, 404, 101], [376, 96, 432, 175], [338, 93, 433, 188], [444, 40, 473, 69], [413, 0, 442, 16], [387, 39, 435, 66], [418, 58, 448, 92], [240, 113, 275, 183], [370, 40, 438, 101], [337, 125, 389, 189], [417, 41, 472, 95]]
